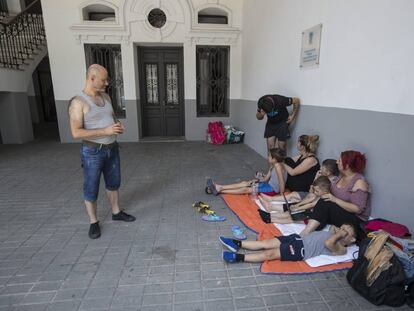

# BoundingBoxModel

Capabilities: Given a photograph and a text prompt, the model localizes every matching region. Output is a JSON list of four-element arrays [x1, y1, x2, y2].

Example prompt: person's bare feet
[[215, 184, 222, 192]]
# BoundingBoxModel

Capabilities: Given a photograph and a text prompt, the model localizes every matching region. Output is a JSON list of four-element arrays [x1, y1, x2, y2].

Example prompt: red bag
[[208, 122, 225, 145], [364, 219, 411, 238]]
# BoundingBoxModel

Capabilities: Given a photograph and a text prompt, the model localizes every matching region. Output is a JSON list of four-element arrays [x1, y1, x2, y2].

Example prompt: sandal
[[193, 201, 215, 215], [231, 225, 246, 240], [205, 186, 213, 194], [202, 214, 226, 222], [206, 178, 219, 196]]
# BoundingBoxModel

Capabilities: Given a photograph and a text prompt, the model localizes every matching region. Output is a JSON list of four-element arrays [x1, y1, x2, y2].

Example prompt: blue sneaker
[[219, 236, 240, 252], [223, 251, 238, 263]]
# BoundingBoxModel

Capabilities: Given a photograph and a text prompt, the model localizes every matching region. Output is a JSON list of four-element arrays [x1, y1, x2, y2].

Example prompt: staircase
[[0, 0, 46, 70]]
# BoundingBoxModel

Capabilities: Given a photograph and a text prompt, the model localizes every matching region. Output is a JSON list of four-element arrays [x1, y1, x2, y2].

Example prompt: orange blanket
[[222, 194, 353, 274]]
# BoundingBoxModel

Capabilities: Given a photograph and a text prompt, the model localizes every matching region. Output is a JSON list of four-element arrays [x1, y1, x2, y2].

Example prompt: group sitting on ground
[[205, 133, 371, 264], [258, 175, 332, 224]]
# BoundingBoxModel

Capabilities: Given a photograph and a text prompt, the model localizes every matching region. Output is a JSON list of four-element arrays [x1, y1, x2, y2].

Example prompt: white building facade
[[41, 0, 243, 143]]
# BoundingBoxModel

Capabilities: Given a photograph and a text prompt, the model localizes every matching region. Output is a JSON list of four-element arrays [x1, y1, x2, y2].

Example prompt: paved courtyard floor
[[0, 141, 408, 311]]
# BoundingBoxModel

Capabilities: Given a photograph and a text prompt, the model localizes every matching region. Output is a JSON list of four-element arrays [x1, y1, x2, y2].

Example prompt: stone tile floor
[[0, 141, 410, 311]]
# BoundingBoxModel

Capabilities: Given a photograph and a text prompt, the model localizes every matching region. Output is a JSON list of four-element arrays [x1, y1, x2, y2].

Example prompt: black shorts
[[310, 200, 363, 232], [264, 122, 290, 140], [276, 234, 304, 261]]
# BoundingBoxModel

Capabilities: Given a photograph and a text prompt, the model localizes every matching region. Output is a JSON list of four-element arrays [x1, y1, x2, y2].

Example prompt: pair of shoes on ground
[[219, 236, 241, 263], [205, 178, 219, 196], [88, 211, 136, 239], [192, 201, 226, 221], [193, 201, 215, 215]]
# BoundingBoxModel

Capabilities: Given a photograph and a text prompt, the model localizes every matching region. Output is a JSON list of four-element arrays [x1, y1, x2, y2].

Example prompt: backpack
[[208, 122, 225, 145], [347, 237, 414, 308]]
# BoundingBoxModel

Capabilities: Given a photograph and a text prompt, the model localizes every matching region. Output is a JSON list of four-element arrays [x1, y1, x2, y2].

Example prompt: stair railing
[[0, 0, 7, 13], [0, 0, 45, 70]]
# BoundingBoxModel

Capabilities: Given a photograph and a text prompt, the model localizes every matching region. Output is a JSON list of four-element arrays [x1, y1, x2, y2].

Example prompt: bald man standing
[[69, 64, 135, 239]]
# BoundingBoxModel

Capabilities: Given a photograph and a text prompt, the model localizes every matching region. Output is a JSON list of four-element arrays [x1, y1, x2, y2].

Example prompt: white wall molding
[[188, 2, 240, 45], [71, 0, 126, 33], [70, 0, 240, 45], [127, 0, 186, 41], [74, 33, 131, 44], [187, 25, 240, 46]]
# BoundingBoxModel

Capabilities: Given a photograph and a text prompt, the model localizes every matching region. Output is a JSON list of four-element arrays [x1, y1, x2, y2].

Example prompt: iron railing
[[0, 0, 7, 13], [0, 0, 45, 70]]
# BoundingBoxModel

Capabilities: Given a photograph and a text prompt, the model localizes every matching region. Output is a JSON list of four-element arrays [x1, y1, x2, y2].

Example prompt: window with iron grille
[[196, 46, 229, 117], [0, 0, 8, 12], [84, 44, 125, 118]]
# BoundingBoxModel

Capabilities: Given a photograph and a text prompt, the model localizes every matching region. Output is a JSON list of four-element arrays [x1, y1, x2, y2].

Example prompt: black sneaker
[[88, 221, 101, 239], [112, 211, 136, 222]]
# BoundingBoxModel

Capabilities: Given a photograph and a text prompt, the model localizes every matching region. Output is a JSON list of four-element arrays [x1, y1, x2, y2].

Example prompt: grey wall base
[[57, 98, 241, 142], [56, 99, 139, 143], [0, 92, 34, 144], [236, 100, 414, 233]]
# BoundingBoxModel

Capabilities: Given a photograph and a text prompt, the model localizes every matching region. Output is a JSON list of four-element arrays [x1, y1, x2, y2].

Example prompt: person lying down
[[219, 223, 357, 263]]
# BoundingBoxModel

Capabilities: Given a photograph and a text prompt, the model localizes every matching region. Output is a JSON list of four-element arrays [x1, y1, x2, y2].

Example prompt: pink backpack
[[208, 122, 225, 145]]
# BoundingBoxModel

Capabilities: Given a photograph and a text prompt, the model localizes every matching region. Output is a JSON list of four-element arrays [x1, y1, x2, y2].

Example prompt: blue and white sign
[[300, 24, 322, 68]]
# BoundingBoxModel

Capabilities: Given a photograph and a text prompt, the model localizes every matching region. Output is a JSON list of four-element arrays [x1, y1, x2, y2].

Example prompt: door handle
[[162, 101, 176, 109]]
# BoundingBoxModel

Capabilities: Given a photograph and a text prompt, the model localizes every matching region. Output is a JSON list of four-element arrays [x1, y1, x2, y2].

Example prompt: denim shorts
[[258, 182, 274, 193], [276, 234, 305, 261], [80, 143, 121, 202]]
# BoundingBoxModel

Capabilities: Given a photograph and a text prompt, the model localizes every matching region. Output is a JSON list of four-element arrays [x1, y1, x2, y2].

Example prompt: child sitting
[[259, 158, 338, 205], [258, 176, 330, 224], [206, 148, 286, 195], [220, 223, 357, 263], [313, 158, 339, 184]]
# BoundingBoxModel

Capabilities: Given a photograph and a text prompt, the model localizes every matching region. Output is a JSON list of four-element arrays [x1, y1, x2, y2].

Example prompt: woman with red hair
[[301, 150, 370, 236]]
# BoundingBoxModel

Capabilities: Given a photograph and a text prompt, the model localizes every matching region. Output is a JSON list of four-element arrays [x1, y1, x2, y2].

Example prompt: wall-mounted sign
[[300, 24, 322, 68]]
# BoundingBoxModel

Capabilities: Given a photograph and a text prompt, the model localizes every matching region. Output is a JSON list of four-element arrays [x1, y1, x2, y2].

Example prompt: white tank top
[[79, 91, 116, 144]]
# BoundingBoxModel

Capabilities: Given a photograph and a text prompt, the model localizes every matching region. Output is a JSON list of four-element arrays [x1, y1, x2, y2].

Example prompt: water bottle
[[255, 171, 264, 181]]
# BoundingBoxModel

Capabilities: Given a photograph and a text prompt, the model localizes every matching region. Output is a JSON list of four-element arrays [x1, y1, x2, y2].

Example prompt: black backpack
[[346, 237, 414, 308]]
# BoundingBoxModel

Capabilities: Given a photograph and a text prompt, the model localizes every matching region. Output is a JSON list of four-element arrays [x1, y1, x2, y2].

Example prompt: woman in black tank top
[[284, 135, 320, 192]]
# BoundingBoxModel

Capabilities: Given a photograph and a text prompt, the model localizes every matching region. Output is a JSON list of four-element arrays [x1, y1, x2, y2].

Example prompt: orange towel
[[222, 194, 353, 274]]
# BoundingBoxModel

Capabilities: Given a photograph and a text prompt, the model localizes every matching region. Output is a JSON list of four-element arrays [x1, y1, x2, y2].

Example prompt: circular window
[[148, 8, 166, 28]]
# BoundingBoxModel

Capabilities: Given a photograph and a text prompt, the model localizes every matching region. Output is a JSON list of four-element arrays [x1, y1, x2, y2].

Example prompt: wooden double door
[[138, 47, 184, 137]]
